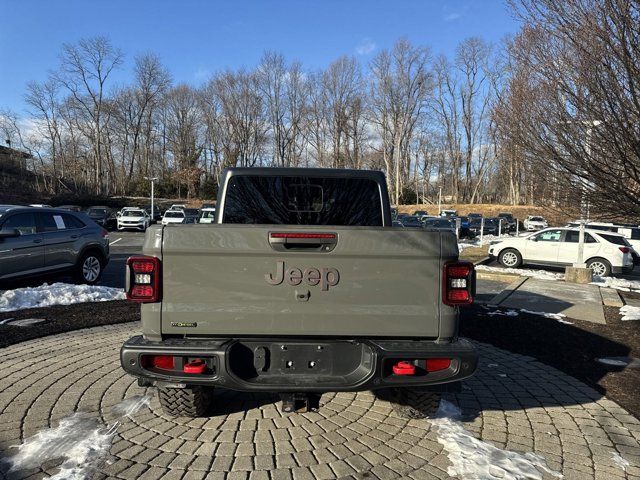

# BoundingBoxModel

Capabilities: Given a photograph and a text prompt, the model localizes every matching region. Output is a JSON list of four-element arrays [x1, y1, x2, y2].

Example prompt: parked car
[[524, 215, 548, 231], [201, 203, 216, 209], [488, 227, 634, 277], [168, 204, 187, 212], [57, 205, 83, 212], [86, 206, 117, 230], [399, 215, 424, 228], [199, 208, 216, 224], [145, 205, 163, 222], [423, 218, 456, 232], [440, 209, 457, 218], [183, 208, 200, 224], [392, 220, 404, 227], [467, 213, 483, 220], [121, 167, 477, 418], [469, 217, 500, 236], [117, 208, 150, 231], [0, 206, 109, 284], [497, 212, 517, 233], [162, 210, 185, 225], [413, 210, 429, 217]]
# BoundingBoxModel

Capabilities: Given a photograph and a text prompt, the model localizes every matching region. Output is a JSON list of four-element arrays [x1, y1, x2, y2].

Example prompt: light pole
[[145, 176, 158, 221]]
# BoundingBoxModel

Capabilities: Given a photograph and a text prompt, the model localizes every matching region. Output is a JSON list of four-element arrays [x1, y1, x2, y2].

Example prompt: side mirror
[[0, 228, 20, 239], [530, 236, 538, 242]]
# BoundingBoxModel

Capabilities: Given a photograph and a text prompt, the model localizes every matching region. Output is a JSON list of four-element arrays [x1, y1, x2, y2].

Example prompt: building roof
[[0, 144, 32, 159]]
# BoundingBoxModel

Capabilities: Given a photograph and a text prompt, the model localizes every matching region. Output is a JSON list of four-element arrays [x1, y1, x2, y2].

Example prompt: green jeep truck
[[121, 168, 477, 417]]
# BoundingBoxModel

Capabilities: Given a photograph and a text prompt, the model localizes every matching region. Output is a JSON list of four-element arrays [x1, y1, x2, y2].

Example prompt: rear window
[[599, 234, 627, 246], [222, 175, 383, 226], [165, 211, 184, 218]]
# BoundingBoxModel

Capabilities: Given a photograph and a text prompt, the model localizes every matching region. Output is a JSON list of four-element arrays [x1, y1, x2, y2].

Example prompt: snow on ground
[[596, 358, 628, 367], [476, 265, 565, 281], [431, 401, 562, 480], [0, 283, 126, 313], [619, 305, 640, 321], [5, 395, 151, 480], [612, 452, 630, 472], [592, 276, 640, 292], [483, 306, 573, 324]]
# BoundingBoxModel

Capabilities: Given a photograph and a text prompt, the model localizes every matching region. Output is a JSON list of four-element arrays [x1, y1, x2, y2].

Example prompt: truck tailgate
[[156, 225, 457, 338]]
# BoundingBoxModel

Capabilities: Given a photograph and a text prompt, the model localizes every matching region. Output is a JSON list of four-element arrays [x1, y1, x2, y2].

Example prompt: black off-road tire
[[158, 386, 214, 417], [389, 388, 441, 419]]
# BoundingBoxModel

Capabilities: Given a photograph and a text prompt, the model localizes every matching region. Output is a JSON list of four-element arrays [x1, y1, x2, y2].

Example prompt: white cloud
[[444, 12, 462, 21], [355, 38, 376, 56]]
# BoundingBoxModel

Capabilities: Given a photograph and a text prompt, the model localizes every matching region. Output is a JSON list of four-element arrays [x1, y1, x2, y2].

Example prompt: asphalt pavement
[[100, 231, 145, 288]]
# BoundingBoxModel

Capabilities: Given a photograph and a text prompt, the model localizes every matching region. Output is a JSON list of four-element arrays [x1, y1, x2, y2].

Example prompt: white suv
[[488, 227, 634, 277], [117, 208, 150, 231]]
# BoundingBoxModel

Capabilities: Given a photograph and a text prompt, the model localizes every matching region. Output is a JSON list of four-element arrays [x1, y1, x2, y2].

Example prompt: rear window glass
[[165, 211, 184, 218], [599, 234, 627, 246], [222, 176, 383, 226]]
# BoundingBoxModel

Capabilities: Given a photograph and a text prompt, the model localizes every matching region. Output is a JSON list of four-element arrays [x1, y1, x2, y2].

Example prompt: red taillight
[[620, 247, 630, 254], [127, 256, 161, 303], [426, 358, 452, 372], [184, 359, 207, 374], [443, 261, 475, 306], [101, 229, 109, 238], [152, 355, 174, 370]]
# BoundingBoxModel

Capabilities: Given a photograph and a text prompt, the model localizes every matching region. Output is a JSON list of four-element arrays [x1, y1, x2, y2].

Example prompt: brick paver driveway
[[0, 323, 639, 480]]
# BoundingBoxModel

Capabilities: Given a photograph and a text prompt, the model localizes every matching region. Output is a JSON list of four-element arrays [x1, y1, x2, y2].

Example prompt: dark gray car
[[0, 206, 110, 285]]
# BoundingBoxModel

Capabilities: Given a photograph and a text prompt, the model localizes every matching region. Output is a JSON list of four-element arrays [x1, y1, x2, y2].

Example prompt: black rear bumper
[[120, 336, 478, 392]]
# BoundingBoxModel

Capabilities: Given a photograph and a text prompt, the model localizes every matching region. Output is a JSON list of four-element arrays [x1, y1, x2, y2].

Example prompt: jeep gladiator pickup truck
[[121, 168, 477, 417]]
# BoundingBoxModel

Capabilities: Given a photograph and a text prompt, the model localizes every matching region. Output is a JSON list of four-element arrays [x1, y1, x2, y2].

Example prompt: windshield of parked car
[[201, 210, 215, 219], [529, 216, 544, 221], [222, 175, 384, 226], [123, 210, 144, 217], [164, 211, 184, 218], [88, 208, 108, 215]]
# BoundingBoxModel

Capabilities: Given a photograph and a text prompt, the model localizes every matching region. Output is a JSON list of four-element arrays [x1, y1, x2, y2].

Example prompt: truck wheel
[[158, 386, 213, 417], [389, 388, 441, 419]]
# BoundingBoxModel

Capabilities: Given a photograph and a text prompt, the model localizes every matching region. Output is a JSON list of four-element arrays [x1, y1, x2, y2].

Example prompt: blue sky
[[0, 0, 519, 113]]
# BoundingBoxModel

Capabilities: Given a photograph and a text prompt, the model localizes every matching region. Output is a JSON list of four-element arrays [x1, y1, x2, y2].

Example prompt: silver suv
[[0, 206, 110, 284]]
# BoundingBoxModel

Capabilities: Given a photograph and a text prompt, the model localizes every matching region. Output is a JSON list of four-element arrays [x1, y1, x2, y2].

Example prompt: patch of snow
[[596, 358, 628, 367], [591, 276, 640, 292], [0, 283, 126, 313], [612, 452, 630, 471], [619, 305, 640, 321], [431, 401, 562, 480], [520, 309, 572, 323], [5, 395, 151, 480], [487, 309, 519, 317], [476, 265, 565, 281]]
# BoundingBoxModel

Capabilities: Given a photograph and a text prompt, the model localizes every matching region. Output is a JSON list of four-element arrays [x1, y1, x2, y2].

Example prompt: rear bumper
[[121, 336, 478, 392]]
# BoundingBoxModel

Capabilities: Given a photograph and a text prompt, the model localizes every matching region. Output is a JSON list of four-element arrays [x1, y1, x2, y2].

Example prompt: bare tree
[[55, 36, 123, 194]]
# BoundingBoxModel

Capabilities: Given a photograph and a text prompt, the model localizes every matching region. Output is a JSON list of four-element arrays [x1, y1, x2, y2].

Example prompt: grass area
[[459, 244, 490, 263]]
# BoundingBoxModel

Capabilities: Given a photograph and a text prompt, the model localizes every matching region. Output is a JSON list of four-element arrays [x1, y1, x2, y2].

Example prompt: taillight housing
[[443, 261, 475, 306], [619, 247, 630, 254], [126, 256, 161, 303]]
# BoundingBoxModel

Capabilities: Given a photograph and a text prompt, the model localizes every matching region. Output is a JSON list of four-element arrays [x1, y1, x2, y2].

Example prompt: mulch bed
[[461, 304, 640, 418], [0, 301, 139, 348]]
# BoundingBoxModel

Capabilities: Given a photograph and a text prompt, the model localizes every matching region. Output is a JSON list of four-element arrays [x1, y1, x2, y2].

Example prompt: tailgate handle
[[269, 232, 337, 252]]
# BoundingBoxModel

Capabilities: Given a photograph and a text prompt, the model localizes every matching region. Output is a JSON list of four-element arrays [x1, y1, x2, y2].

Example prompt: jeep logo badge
[[265, 261, 339, 291]]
